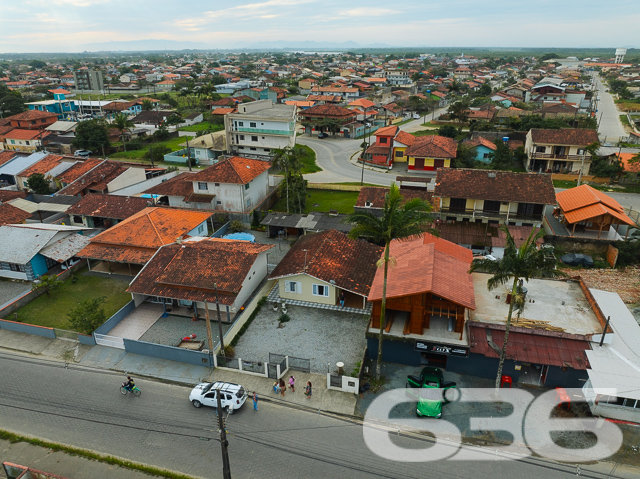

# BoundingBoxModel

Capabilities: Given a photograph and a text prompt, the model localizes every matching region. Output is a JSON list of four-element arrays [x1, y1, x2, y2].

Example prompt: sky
[[0, 0, 638, 53]]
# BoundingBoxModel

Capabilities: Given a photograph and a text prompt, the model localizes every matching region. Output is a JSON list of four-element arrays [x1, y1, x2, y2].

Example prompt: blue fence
[[0, 319, 56, 338], [211, 221, 231, 238], [78, 334, 96, 346], [123, 338, 212, 367], [95, 300, 135, 335]]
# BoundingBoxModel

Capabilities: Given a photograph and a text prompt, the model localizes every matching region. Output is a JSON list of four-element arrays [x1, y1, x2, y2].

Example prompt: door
[[202, 391, 217, 407], [414, 158, 425, 170]]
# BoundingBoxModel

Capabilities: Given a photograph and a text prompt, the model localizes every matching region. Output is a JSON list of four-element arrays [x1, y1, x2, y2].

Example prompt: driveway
[[0, 280, 30, 309], [232, 304, 369, 375]]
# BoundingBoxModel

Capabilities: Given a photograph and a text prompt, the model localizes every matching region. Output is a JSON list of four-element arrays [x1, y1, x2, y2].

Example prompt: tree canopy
[[26, 173, 52, 194], [72, 119, 110, 152]]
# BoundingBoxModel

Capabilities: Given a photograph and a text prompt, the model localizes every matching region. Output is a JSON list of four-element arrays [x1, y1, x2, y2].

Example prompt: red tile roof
[[530, 128, 599, 146], [556, 184, 635, 226], [79, 207, 213, 264], [0, 150, 19, 167], [127, 238, 273, 304], [0, 203, 31, 225], [7, 110, 58, 121], [144, 172, 196, 197], [66, 194, 151, 220], [434, 169, 557, 205], [368, 233, 476, 310], [55, 158, 103, 185], [299, 104, 357, 119], [58, 161, 126, 195], [469, 325, 589, 369], [19, 154, 64, 177], [405, 135, 457, 159], [4, 129, 52, 141], [394, 130, 416, 146], [375, 125, 398, 137], [269, 229, 383, 296], [190, 157, 270, 184], [464, 136, 497, 150], [0, 190, 26, 202]]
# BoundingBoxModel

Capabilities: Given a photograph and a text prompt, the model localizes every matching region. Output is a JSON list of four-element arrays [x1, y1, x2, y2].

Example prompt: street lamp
[[360, 122, 370, 186]]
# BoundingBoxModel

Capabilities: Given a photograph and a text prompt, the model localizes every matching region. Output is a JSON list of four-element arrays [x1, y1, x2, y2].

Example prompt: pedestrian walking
[[273, 381, 280, 394], [339, 291, 345, 308], [253, 391, 259, 411], [279, 378, 286, 397], [304, 380, 312, 399], [288, 375, 295, 392]]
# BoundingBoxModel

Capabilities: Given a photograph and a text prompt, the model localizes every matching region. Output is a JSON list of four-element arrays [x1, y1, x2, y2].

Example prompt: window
[[312, 284, 329, 297], [217, 200, 222, 205], [535, 146, 546, 153], [483, 153, 490, 159], [197, 182, 208, 190], [264, 148, 270, 153], [395, 151, 403, 157], [245, 182, 250, 190], [251, 136, 258, 141], [9, 263, 25, 272], [250, 147, 257, 151], [483, 200, 501, 214], [250, 122, 257, 127], [239, 135, 245, 140], [449, 198, 466, 213], [215, 183, 220, 186], [285, 280, 301, 294], [245, 198, 252, 207], [379, 137, 387, 144], [73, 215, 83, 223], [238, 121, 244, 127]]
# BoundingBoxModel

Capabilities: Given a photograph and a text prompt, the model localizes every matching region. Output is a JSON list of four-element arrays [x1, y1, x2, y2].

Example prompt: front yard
[[14, 269, 132, 330], [271, 188, 359, 214]]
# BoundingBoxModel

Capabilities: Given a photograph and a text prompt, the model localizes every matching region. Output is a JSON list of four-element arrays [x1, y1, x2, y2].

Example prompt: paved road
[[1, 351, 637, 479], [592, 74, 627, 143]]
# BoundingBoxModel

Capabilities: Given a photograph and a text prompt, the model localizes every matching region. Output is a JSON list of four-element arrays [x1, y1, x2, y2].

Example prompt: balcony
[[439, 208, 542, 222], [232, 127, 293, 136], [530, 152, 591, 161]]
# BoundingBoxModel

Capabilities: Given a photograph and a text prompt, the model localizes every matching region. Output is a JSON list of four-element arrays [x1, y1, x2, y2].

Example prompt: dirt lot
[[565, 266, 640, 304]]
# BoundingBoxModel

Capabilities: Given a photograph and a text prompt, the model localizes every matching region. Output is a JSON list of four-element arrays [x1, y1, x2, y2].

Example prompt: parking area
[[138, 314, 233, 348], [232, 304, 369, 375]]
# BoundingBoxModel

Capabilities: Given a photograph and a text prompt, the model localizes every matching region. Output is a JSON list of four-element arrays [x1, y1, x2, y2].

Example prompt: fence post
[[238, 358, 243, 372], [213, 352, 218, 368], [285, 355, 289, 371], [326, 373, 331, 390], [264, 362, 269, 377], [276, 363, 281, 378]]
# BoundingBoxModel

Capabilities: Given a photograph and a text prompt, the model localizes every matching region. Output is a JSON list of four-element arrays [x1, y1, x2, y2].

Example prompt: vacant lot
[[14, 270, 132, 330], [568, 266, 640, 304], [272, 188, 358, 214]]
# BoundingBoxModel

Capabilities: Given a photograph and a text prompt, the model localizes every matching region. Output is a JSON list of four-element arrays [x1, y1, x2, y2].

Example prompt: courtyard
[[232, 303, 369, 375]]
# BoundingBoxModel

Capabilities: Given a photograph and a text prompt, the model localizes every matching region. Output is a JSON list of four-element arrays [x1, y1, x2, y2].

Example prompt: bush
[[125, 139, 145, 151], [230, 220, 244, 232], [68, 297, 107, 334], [278, 312, 291, 323], [223, 345, 235, 358]]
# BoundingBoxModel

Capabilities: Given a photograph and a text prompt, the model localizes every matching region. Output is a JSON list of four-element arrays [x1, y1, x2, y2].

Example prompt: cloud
[[339, 8, 401, 17]]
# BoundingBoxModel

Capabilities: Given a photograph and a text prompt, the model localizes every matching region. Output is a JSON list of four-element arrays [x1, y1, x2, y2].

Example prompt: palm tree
[[272, 146, 304, 214], [347, 183, 435, 380], [468, 226, 566, 391], [112, 113, 134, 152]]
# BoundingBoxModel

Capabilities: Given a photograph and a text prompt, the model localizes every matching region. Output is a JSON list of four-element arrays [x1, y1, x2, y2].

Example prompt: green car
[[406, 367, 457, 418]]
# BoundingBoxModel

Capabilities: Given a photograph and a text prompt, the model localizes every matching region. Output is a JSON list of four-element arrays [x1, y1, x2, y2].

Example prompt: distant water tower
[[615, 48, 627, 64]]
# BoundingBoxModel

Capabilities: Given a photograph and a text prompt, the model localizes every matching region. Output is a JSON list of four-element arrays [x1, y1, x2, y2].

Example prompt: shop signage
[[414, 340, 469, 358]]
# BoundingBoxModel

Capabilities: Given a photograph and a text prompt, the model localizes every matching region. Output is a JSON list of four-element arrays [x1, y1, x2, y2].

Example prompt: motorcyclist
[[123, 376, 135, 391]]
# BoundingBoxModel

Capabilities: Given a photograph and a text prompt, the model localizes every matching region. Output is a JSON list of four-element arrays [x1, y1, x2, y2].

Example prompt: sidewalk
[[0, 328, 357, 416]]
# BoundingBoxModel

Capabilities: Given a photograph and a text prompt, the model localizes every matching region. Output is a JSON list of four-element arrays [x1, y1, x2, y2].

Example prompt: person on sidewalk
[[253, 391, 259, 411], [339, 291, 345, 308], [288, 375, 295, 392], [279, 378, 286, 397], [304, 381, 312, 399], [273, 381, 280, 394]]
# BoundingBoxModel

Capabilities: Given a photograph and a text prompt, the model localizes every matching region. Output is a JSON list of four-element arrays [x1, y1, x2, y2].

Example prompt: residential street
[[592, 74, 627, 143], [0, 351, 637, 479]]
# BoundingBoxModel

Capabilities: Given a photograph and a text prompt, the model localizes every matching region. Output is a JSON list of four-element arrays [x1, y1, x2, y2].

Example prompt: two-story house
[[360, 126, 416, 168], [525, 128, 599, 174], [384, 69, 411, 86], [224, 100, 296, 157], [434, 168, 556, 228]]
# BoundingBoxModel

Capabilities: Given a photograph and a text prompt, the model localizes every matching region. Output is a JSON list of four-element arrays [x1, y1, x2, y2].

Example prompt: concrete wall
[[109, 171, 179, 197], [78, 333, 96, 345], [94, 300, 135, 335], [277, 273, 336, 305], [123, 338, 212, 367], [591, 402, 640, 423], [106, 168, 147, 193], [0, 318, 56, 338]]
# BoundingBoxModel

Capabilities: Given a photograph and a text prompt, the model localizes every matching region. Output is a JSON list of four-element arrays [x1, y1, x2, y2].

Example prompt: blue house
[[464, 137, 498, 163], [25, 89, 78, 119], [0, 224, 91, 281]]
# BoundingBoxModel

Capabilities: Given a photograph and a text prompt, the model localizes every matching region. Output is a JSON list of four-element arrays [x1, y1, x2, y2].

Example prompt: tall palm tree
[[273, 146, 303, 214], [347, 183, 435, 380], [112, 112, 134, 152], [469, 226, 566, 391]]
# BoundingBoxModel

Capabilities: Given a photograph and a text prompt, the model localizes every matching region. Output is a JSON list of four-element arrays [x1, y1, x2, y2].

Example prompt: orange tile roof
[[19, 154, 64, 177], [394, 130, 415, 146], [617, 153, 640, 173], [405, 135, 457, 159], [7, 110, 58, 121], [190, 156, 270, 184], [211, 107, 236, 115], [368, 233, 476, 310], [127, 238, 274, 303], [556, 184, 635, 226], [5, 129, 52, 141], [348, 98, 375, 108], [0, 150, 19, 167], [375, 125, 398, 137], [55, 158, 103, 184], [0, 203, 31, 225]]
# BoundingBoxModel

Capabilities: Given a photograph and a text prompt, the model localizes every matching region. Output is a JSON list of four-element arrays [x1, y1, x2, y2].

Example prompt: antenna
[[303, 249, 308, 272]]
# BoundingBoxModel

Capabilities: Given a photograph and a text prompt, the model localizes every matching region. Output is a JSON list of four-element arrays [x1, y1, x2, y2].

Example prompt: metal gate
[[94, 334, 125, 349], [269, 353, 311, 374], [267, 363, 278, 379]]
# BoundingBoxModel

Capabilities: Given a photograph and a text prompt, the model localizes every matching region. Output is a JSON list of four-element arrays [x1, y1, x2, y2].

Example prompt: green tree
[[68, 297, 107, 335], [347, 183, 435, 380], [72, 119, 110, 152], [469, 227, 566, 391], [478, 83, 492, 96], [141, 99, 154, 111], [0, 94, 25, 117], [29, 60, 47, 69], [31, 274, 60, 296], [112, 113, 135, 152], [448, 99, 470, 127], [145, 145, 171, 164], [273, 146, 306, 214], [26, 173, 52, 194], [454, 143, 477, 168], [590, 157, 623, 181], [438, 125, 459, 139], [152, 124, 170, 140], [164, 113, 183, 126], [489, 139, 513, 170]]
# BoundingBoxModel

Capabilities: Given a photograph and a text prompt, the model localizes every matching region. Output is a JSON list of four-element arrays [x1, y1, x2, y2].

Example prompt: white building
[[225, 100, 297, 157]]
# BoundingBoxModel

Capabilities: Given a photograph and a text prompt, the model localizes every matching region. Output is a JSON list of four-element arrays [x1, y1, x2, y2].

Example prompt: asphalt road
[[592, 74, 627, 143], [0, 351, 636, 479]]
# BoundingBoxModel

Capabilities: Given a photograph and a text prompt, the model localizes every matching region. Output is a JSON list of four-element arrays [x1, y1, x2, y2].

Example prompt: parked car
[[73, 150, 92, 157], [406, 367, 456, 418], [189, 381, 247, 414], [318, 132, 328, 138], [560, 253, 594, 268], [412, 113, 421, 119]]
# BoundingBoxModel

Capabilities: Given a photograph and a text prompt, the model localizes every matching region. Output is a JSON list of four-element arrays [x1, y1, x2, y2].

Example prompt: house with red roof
[[7, 110, 58, 130], [66, 194, 151, 229], [347, 98, 377, 122], [360, 126, 417, 168], [3, 129, 52, 152], [366, 233, 476, 368], [269, 229, 383, 310], [404, 135, 457, 171], [126, 237, 274, 320]]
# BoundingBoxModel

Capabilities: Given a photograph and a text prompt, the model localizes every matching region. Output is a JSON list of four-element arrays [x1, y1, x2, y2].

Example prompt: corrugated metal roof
[[0, 225, 61, 264], [39, 233, 91, 262], [0, 152, 47, 175]]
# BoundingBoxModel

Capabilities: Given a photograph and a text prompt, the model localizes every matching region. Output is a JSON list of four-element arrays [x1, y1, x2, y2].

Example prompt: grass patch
[[620, 115, 631, 127], [178, 122, 224, 133], [271, 189, 359, 214], [14, 269, 131, 330], [110, 136, 186, 160], [0, 430, 196, 479], [295, 144, 321, 174], [413, 129, 439, 137], [336, 182, 379, 186], [615, 99, 640, 111]]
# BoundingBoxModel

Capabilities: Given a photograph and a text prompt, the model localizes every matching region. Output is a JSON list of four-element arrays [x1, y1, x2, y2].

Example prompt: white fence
[[95, 334, 125, 349], [327, 374, 359, 394]]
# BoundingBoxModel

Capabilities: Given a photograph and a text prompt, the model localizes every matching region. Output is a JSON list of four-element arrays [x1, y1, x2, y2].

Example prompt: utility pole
[[214, 283, 226, 360], [215, 386, 232, 479], [149, 145, 154, 167], [204, 301, 214, 369], [186, 136, 192, 171], [577, 149, 586, 186]]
